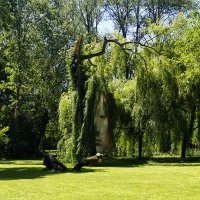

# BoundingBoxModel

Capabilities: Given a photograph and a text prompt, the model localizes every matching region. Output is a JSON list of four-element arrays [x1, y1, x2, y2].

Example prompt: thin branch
[[192, 126, 198, 132], [80, 37, 114, 61], [88, 59, 97, 67], [132, 41, 162, 55], [133, 52, 148, 69]]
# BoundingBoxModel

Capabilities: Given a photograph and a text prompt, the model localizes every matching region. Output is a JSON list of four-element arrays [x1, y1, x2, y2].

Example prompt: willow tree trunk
[[181, 106, 196, 159], [138, 130, 144, 160]]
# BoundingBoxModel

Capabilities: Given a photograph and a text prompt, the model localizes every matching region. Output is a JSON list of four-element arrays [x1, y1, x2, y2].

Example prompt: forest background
[[1, 0, 200, 162]]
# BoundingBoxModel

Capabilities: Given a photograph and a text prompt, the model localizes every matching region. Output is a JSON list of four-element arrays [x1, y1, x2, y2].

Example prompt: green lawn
[[0, 158, 200, 200]]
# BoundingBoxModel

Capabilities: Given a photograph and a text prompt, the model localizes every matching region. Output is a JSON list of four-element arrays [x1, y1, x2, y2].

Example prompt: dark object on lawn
[[73, 153, 103, 171], [43, 154, 67, 171]]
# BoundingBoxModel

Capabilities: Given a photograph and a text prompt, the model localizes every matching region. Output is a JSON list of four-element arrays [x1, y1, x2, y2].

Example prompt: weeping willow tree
[[57, 35, 118, 163], [57, 33, 161, 162]]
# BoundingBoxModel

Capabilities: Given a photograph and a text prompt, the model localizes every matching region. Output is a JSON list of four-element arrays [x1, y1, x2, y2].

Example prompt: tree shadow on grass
[[98, 157, 200, 167], [148, 157, 200, 167], [1, 157, 199, 180], [0, 165, 105, 180], [99, 158, 148, 167], [69, 168, 106, 173], [0, 167, 50, 180]]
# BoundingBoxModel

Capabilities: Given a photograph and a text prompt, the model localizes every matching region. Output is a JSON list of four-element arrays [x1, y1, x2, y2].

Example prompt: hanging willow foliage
[[57, 91, 77, 162], [76, 75, 101, 159], [58, 74, 111, 162]]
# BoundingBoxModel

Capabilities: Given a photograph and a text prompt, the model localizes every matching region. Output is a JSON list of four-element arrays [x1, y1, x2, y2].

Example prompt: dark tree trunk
[[181, 106, 196, 159], [138, 131, 144, 160], [125, 55, 130, 79], [181, 131, 187, 159], [197, 113, 200, 147]]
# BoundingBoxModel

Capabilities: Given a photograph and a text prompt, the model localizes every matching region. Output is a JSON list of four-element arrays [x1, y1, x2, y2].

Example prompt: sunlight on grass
[[0, 159, 200, 200]]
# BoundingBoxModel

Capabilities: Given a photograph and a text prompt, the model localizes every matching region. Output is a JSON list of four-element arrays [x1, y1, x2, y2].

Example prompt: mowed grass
[[0, 158, 200, 200]]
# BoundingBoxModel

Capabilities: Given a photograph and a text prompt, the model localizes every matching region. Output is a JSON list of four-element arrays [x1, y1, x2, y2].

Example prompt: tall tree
[[0, 0, 13, 155], [77, 0, 104, 42], [0, 0, 81, 157], [105, 0, 135, 38], [145, 0, 196, 24], [174, 14, 200, 158]]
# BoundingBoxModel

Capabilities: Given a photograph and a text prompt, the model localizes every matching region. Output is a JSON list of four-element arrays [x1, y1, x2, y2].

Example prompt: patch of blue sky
[[98, 20, 114, 35]]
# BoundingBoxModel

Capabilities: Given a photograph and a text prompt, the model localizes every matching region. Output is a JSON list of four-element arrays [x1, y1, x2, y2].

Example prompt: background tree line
[[0, 0, 200, 159]]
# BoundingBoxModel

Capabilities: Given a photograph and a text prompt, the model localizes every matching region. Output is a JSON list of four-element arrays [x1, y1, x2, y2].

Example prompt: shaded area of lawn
[[0, 167, 49, 180], [0, 157, 200, 181], [100, 156, 200, 167], [148, 157, 200, 167], [0, 160, 105, 180], [0, 167, 105, 180]]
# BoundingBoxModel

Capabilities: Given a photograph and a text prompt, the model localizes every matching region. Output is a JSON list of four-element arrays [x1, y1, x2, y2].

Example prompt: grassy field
[[0, 158, 200, 200]]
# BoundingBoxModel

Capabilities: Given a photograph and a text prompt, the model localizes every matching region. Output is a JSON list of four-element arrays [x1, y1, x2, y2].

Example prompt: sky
[[98, 20, 114, 35]]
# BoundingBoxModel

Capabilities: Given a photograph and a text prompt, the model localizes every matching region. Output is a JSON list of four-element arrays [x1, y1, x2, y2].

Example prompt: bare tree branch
[[80, 36, 162, 62]]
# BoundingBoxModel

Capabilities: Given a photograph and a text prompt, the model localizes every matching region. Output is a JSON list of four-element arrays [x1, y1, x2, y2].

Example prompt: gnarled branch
[[79, 36, 162, 62]]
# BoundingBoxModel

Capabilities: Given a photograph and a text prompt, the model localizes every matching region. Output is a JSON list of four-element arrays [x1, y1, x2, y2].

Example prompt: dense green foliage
[[1, 0, 200, 159]]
